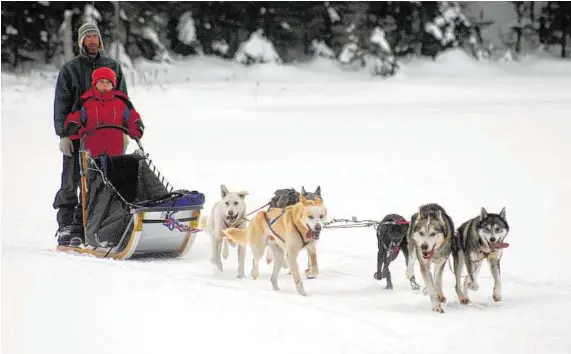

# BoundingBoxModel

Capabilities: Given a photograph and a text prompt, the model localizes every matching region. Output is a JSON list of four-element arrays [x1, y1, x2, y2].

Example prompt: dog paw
[[437, 294, 447, 303], [305, 269, 317, 279], [493, 294, 502, 302], [410, 281, 421, 291], [251, 269, 259, 280], [460, 297, 471, 305], [422, 287, 428, 295], [374, 272, 383, 280], [432, 305, 445, 314], [385, 283, 393, 290], [468, 283, 479, 291], [237, 272, 245, 279]]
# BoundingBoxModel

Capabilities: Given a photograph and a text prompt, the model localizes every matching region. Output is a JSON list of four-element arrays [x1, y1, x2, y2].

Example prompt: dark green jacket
[[53, 53, 128, 137]]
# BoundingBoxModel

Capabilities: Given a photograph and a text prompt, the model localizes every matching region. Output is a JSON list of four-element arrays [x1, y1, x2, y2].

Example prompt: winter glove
[[129, 120, 144, 139], [59, 137, 74, 156]]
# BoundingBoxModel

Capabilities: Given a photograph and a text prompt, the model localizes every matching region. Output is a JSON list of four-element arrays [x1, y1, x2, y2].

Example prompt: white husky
[[202, 184, 249, 278]]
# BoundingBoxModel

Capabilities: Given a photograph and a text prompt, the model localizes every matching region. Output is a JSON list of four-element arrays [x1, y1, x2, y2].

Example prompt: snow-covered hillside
[[2, 54, 571, 354]]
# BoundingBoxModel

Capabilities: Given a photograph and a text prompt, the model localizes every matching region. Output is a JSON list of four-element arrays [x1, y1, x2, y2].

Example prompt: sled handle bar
[[80, 124, 144, 153]]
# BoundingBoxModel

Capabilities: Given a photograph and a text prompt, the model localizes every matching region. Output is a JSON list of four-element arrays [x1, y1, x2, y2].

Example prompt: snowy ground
[[2, 53, 571, 354]]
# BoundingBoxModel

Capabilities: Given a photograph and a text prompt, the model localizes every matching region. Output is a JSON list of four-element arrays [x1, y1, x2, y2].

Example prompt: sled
[[56, 125, 205, 260]]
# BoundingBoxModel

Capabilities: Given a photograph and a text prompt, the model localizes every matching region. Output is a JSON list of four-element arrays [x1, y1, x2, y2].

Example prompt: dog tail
[[222, 228, 247, 246], [199, 215, 208, 231]]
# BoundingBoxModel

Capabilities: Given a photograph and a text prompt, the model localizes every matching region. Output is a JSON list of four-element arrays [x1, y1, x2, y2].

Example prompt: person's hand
[[59, 137, 74, 156]]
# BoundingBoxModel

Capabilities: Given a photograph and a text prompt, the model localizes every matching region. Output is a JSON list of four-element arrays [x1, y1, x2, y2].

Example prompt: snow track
[[3, 59, 571, 354]]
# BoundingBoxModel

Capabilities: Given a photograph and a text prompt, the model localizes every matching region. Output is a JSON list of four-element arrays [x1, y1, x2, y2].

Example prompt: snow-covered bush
[[107, 40, 133, 68], [310, 39, 335, 58], [234, 29, 282, 65]]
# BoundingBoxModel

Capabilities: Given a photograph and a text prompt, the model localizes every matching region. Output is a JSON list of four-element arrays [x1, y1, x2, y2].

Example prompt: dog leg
[[488, 256, 502, 302], [453, 250, 469, 304], [270, 244, 285, 291], [382, 260, 393, 290], [463, 252, 478, 294], [434, 260, 447, 303], [405, 242, 416, 281], [374, 247, 386, 280], [250, 243, 266, 280], [286, 248, 306, 296], [419, 260, 443, 313], [222, 238, 230, 260], [467, 258, 482, 292], [210, 231, 224, 272], [305, 243, 319, 279], [402, 245, 420, 290], [237, 245, 246, 279]]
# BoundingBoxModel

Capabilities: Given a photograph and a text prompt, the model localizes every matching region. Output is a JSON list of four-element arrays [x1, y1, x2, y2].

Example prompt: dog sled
[[56, 125, 205, 260]]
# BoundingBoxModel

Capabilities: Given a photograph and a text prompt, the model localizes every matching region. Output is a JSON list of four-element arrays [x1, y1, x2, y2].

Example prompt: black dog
[[374, 214, 420, 290]]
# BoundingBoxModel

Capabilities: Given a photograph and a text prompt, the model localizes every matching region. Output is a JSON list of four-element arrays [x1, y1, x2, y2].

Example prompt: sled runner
[[56, 125, 205, 260]]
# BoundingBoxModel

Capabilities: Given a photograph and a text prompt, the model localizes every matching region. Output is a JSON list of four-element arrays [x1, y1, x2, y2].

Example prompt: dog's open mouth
[[490, 242, 510, 251], [226, 215, 238, 223], [422, 248, 435, 259], [311, 230, 321, 240], [391, 246, 400, 253]]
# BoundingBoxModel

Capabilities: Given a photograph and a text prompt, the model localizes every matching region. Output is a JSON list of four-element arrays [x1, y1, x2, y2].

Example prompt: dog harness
[[264, 208, 313, 248]]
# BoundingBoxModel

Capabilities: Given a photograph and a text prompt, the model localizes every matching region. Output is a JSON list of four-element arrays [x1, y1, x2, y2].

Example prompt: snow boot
[[56, 226, 72, 246]]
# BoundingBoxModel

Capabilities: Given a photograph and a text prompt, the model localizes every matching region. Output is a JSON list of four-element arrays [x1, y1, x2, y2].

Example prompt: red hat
[[91, 67, 117, 87]]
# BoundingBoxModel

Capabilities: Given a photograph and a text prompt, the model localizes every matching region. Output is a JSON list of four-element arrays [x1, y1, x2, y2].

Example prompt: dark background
[[2, 1, 570, 75]]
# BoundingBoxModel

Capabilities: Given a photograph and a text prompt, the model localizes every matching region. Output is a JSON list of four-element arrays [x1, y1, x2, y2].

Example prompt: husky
[[406, 203, 455, 313], [267, 186, 322, 279], [452, 207, 509, 304], [201, 184, 249, 278], [374, 214, 420, 290], [223, 196, 327, 296]]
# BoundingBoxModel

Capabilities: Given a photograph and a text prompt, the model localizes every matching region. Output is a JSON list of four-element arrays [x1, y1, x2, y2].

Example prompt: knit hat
[[91, 67, 116, 87], [77, 22, 104, 55]]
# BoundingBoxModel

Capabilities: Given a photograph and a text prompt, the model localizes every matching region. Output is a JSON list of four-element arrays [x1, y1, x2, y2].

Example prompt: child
[[63, 67, 144, 157]]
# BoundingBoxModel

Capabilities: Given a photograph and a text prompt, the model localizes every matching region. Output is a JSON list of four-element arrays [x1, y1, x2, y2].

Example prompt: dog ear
[[301, 186, 307, 196], [418, 206, 423, 219], [238, 191, 249, 199], [499, 207, 506, 219], [436, 210, 444, 224], [315, 185, 321, 197], [480, 207, 488, 221], [221, 184, 229, 198]]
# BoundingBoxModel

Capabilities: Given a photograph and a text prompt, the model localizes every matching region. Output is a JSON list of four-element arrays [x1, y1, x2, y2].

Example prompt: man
[[53, 22, 129, 246]]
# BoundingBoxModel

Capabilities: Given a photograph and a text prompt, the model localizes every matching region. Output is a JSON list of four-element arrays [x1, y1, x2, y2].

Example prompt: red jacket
[[64, 87, 144, 157]]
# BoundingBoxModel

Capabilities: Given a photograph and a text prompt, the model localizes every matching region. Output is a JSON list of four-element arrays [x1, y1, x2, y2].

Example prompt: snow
[[176, 11, 197, 46], [234, 29, 282, 65], [370, 27, 391, 53], [2, 53, 571, 354]]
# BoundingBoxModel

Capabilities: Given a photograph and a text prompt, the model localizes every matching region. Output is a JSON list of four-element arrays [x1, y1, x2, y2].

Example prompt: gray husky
[[406, 203, 454, 313], [452, 207, 509, 304]]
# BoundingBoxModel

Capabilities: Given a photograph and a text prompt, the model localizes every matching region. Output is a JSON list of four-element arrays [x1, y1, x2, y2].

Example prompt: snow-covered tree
[[234, 29, 282, 65], [58, 10, 74, 63]]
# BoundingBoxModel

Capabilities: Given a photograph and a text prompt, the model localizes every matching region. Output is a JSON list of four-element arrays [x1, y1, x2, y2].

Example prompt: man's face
[[83, 34, 100, 55]]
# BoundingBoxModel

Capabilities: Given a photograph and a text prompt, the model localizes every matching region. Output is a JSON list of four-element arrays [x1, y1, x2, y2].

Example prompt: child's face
[[96, 79, 113, 93]]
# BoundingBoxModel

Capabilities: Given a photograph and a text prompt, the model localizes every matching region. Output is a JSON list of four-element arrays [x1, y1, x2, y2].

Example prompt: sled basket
[[58, 151, 205, 260]]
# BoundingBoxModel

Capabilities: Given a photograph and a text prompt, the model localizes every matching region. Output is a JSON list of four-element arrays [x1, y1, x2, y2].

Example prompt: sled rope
[[323, 218, 410, 230], [134, 149, 174, 193]]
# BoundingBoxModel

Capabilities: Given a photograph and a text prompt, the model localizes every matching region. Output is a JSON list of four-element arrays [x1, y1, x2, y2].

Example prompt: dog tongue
[[422, 249, 434, 259], [491, 242, 510, 250], [392, 246, 400, 253]]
